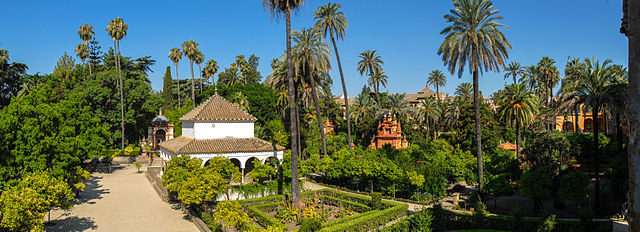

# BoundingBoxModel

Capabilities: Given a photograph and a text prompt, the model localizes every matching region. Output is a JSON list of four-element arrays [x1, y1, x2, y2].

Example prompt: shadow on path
[[45, 212, 97, 232], [74, 176, 109, 205]]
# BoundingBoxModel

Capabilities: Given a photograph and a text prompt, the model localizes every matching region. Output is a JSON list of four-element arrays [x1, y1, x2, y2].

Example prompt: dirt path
[[45, 164, 197, 232]]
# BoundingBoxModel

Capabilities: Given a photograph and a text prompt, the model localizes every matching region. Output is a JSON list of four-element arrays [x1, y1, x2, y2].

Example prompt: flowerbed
[[238, 189, 408, 231]]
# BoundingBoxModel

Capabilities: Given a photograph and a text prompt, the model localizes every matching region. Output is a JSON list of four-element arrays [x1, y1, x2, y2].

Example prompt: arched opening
[[584, 119, 594, 132], [229, 158, 242, 173], [244, 157, 258, 175], [154, 129, 166, 150], [563, 122, 573, 132]]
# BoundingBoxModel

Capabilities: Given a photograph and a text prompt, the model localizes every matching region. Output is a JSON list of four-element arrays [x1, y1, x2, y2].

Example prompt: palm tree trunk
[[330, 33, 353, 151], [574, 104, 579, 132], [516, 119, 521, 160], [190, 62, 195, 107], [436, 86, 440, 102], [626, 1, 640, 228], [472, 64, 484, 192], [285, 8, 302, 210], [116, 40, 125, 150], [513, 75, 516, 85], [593, 102, 601, 212], [199, 64, 203, 94], [376, 83, 381, 106], [308, 66, 328, 158], [175, 64, 181, 108]]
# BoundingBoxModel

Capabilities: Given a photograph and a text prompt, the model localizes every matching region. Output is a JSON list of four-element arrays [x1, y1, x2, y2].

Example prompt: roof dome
[[152, 114, 169, 125]]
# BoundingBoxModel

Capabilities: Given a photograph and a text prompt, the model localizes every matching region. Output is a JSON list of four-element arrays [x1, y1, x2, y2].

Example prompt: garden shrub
[[408, 209, 432, 232], [536, 214, 556, 232], [299, 218, 323, 232], [369, 192, 383, 210], [472, 199, 488, 228]]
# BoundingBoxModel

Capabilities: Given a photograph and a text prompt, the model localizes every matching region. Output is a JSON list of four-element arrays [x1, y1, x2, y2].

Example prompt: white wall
[[182, 121, 195, 138], [192, 121, 254, 139]]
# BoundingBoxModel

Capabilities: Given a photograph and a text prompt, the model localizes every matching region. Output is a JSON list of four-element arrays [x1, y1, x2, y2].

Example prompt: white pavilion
[[158, 94, 284, 180]]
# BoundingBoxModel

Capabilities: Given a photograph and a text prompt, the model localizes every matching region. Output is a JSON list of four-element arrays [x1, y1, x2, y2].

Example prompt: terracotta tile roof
[[498, 142, 523, 151], [159, 136, 284, 154], [180, 94, 257, 121]]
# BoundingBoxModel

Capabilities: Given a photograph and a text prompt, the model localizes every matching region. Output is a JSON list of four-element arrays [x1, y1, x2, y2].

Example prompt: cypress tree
[[162, 66, 174, 106]]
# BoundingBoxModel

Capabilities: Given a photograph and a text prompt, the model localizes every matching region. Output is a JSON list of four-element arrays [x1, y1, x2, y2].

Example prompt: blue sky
[[0, 0, 627, 97]]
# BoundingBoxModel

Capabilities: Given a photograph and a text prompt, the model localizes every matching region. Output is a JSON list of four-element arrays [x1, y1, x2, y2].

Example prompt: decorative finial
[[159, 108, 163, 115], [214, 85, 218, 95]]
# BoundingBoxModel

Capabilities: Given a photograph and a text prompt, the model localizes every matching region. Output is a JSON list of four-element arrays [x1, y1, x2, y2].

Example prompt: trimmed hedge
[[429, 208, 613, 232], [322, 209, 380, 228], [246, 203, 288, 231], [307, 179, 441, 206], [320, 195, 371, 213], [238, 194, 282, 207], [318, 201, 408, 232]]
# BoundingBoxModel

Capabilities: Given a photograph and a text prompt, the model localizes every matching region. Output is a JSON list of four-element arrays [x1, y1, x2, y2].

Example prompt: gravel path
[[45, 164, 197, 232]]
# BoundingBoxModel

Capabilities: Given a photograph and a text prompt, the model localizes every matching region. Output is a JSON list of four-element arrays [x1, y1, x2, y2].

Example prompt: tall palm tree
[[420, 96, 442, 141], [427, 70, 447, 102], [77, 24, 94, 75], [368, 66, 388, 102], [504, 61, 524, 85], [292, 28, 332, 158], [357, 50, 384, 105], [438, 0, 511, 192], [313, 3, 352, 151], [169, 48, 183, 107], [537, 56, 559, 106], [455, 82, 473, 101], [74, 43, 89, 74], [107, 17, 128, 150], [521, 65, 540, 90], [497, 83, 539, 159], [195, 50, 205, 94], [574, 57, 616, 210], [182, 41, 199, 107], [0, 49, 8, 64], [263, 0, 304, 209], [203, 59, 219, 91]]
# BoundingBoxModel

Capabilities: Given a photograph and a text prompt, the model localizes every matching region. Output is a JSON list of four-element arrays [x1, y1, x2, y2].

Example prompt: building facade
[[368, 114, 409, 150], [158, 94, 284, 182]]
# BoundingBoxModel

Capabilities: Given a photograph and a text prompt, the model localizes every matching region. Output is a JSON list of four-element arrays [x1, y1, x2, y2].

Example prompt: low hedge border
[[322, 209, 380, 228], [320, 195, 371, 213], [246, 202, 288, 231], [429, 208, 613, 232], [238, 194, 282, 208], [307, 179, 441, 206], [318, 202, 408, 232], [313, 188, 395, 208]]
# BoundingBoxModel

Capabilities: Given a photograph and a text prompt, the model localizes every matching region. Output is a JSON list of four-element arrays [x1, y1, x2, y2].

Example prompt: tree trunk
[[308, 65, 328, 158], [472, 61, 484, 192], [626, 0, 640, 229], [374, 78, 381, 106], [593, 102, 601, 212], [513, 75, 516, 85], [116, 40, 125, 150], [436, 86, 440, 102], [175, 63, 181, 108], [285, 8, 302, 210], [199, 64, 203, 94], [190, 61, 195, 107], [574, 104, 579, 132], [516, 119, 521, 160], [330, 34, 353, 151]]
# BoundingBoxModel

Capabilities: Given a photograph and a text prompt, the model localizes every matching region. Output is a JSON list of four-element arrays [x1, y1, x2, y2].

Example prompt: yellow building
[[554, 111, 607, 133]]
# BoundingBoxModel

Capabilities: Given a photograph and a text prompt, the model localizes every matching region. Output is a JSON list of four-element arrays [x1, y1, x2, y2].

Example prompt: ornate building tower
[[148, 110, 174, 151], [368, 114, 409, 150]]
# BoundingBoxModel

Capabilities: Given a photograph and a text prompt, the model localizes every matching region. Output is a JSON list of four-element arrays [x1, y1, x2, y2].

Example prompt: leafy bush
[[536, 214, 556, 232], [369, 192, 383, 210], [319, 202, 408, 232], [299, 218, 323, 232], [472, 199, 488, 228], [558, 170, 589, 201], [408, 209, 432, 232]]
